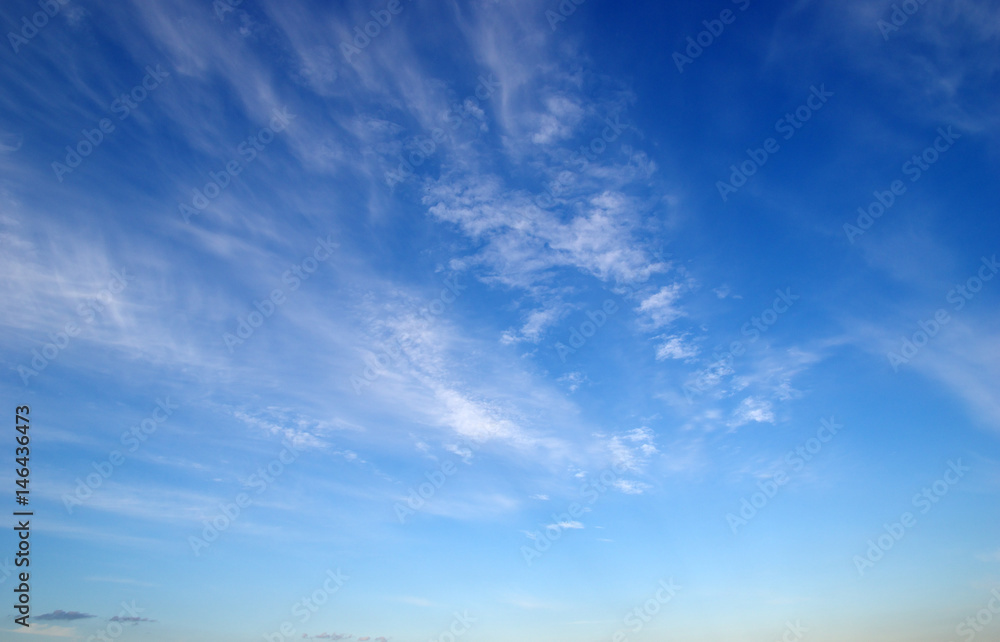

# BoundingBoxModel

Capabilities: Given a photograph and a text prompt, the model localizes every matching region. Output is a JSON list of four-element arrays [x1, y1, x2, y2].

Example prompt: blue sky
[[1, 0, 999, 640]]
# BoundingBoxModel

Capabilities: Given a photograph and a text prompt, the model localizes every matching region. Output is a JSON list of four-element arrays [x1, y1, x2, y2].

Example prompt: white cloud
[[530, 95, 585, 144], [424, 178, 666, 289], [445, 443, 474, 464], [233, 409, 327, 450], [502, 305, 567, 344], [639, 284, 685, 329], [656, 334, 699, 361], [547, 520, 584, 530], [729, 397, 775, 428], [613, 479, 651, 495], [558, 371, 587, 393], [605, 426, 658, 472]]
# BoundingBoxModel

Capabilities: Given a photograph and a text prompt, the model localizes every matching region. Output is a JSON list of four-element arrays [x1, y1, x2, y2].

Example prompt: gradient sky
[[1, 0, 999, 640]]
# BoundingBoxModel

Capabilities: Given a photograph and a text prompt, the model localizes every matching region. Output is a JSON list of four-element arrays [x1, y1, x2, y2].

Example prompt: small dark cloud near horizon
[[110, 615, 157, 624], [37, 610, 96, 621]]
